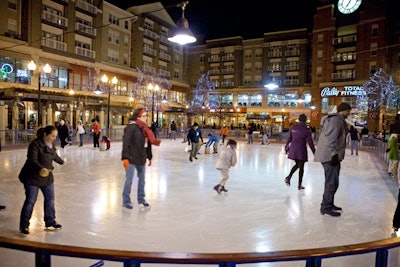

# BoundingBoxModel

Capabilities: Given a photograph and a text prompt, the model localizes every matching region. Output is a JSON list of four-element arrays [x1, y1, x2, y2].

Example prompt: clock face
[[338, 0, 362, 14]]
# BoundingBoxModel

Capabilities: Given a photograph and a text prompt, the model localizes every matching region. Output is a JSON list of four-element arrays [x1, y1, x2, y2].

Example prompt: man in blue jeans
[[121, 108, 161, 210]]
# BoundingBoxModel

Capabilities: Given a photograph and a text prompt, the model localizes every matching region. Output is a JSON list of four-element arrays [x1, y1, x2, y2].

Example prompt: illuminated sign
[[320, 86, 366, 97], [1, 63, 13, 74]]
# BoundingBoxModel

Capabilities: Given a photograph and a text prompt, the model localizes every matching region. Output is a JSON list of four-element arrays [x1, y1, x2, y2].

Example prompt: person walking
[[387, 133, 399, 177], [91, 118, 100, 149], [220, 125, 229, 145], [57, 120, 69, 149], [247, 124, 254, 144], [76, 120, 85, 147], [213, 139, 238, 194], [170, 121, 177, 140], [347, 125, 360, 156], [121, 108, 161, 210], [314, 102, 352, 217], [187, 122, 203, 162], [18, 125, 65, 235], [205, 133, 219, 154], [284, 114, 315, 191]]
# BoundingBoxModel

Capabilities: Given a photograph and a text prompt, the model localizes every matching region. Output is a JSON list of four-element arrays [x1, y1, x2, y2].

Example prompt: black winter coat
[[19, 138, 64, 186], [121, 122, 152, 165]]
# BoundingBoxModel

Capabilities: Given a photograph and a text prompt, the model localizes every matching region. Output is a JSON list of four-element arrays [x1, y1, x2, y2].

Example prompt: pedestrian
[[347, 125, 360, 156], [213, 139, 238, 194], [66, 120, 73, 146], [220, 125, 229, 144], [392, 185, 400, 233], [247, 124, 254, 144], [18, 125, 65, 235], [91, 118, 100, 149], [387, 134, 399, 177], [76, 120, 85, 147], [284, 114, 315, 190], [187, 122, 203, 162], [205, 133, 219, 154], [121, 108, 161, 210], [57, 120, 69, 149], [260, 125, 271, 145], [170, 121, 177, 140], [314, 102, 352, 217]]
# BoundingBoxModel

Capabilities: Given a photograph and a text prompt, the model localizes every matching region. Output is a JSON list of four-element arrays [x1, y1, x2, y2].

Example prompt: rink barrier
[[0, 235, 400, 267]]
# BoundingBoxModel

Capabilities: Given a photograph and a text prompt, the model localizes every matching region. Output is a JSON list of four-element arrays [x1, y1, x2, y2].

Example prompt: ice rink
[[0, 138, 399, 267]]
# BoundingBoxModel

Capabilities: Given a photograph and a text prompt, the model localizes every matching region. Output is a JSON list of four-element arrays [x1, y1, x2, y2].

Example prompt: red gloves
[[122, 159, 129, 169]]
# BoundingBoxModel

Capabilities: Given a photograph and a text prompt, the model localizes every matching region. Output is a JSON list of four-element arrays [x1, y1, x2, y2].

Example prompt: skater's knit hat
[[337, 102, 352, 113]]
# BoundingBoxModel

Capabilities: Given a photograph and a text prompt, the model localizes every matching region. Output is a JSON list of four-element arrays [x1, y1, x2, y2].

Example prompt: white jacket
[[216, 146, 237, 169]]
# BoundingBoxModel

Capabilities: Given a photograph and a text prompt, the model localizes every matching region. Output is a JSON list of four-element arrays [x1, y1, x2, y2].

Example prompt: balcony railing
[[75, 46, 96, 59], [42, 10, 68, 28], [75, 22, 96, 37], [41, 38, 67, 51], [75, 0, 97, 15]]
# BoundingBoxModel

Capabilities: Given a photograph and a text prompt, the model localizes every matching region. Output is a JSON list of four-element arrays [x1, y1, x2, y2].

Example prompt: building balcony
[[143, 29, 158, 41], [221, 69, 234, 74], [75, 0, 97, 16], [41, 38, 67, 52], [143, 65, 156, 74], [284, 65, 299, 71], [42, 10, 68, 29], [222, 55, 235, 61], [75, 46, 95, 59], [143, 47, 157, 57], [75, 22, 96, 38], [332, 35, 357, 47], [159, 52, 171, 62], [159, 69, 170, 78], [51, 0, 68, 5], [208, 57, 220, 63], [284, 50, 300, 56], [267, 51, 283, 57], [209, 69, 220, 75], [284, 79, 299, 86], [332, 71, 356, 81]]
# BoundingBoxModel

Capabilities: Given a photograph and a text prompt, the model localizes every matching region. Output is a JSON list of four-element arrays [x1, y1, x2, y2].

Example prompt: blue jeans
[[122, 163, 146, 206], [20, 183, 56, 228], [79, 134, 84, 146]]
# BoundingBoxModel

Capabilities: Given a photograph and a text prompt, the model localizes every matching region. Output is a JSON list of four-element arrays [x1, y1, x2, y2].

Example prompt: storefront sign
[[320, 86, 366, 97]]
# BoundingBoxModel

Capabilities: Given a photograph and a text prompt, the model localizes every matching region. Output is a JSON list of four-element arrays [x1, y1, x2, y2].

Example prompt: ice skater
[[213, 139, 237, 194]]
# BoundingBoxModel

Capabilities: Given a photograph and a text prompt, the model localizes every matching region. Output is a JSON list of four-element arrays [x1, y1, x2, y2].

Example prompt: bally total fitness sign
[[320, 86, 366, 97]]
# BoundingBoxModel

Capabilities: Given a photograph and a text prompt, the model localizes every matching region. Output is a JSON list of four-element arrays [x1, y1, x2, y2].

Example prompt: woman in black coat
[[18, 125, 64, 235]]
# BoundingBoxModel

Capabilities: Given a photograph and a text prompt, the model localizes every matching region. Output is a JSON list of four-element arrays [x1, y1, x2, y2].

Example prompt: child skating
[[213, 139, 237, 194]]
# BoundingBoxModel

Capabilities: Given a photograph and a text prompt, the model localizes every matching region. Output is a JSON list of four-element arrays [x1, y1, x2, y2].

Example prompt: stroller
[[100, 135, 111, 151]]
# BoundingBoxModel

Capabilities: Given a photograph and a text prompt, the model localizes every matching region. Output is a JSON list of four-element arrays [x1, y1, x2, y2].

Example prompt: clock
[[338, 0, 362, 14]]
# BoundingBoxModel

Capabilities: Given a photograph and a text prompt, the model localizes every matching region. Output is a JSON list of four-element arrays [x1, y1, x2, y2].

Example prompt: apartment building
[[0, 0, 190, 138]]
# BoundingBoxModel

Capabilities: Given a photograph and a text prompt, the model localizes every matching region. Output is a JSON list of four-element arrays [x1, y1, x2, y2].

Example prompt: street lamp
[[94, 74, 118, 136], [28, 60, 51, 127], [168, 1, 197, 45], [147, 83, 160, 123]]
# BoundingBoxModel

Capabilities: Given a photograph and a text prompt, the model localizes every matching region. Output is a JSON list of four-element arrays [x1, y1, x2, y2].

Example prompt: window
[[318, 34, 324, 45], [108, 31, 120, 45], [7, 19, 17, 34], [8, 0, 17, 10], [107, 49, 119, 63], [371, 43, 377, 56], [369, 61, 377, 74], [237, 94, 249, 107], [250, 94, 262, 106], [254, 62, 262, 71], [317, 50, 323, 61], [244, 50, 252, 58], [244, 63, 252, 72], [371, 24, 379, 37], [255, 49, 262, 57], [124, 20, 129, 30], [316, 67, 322, 78], [200, 55, 206, 62], [108, 14, 119, 26], [123, 53, 128, 65], [124, 35, 129, 47]]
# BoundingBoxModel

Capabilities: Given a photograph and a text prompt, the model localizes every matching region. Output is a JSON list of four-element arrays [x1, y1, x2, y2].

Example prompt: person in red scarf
[[121, 108, 161, 210]]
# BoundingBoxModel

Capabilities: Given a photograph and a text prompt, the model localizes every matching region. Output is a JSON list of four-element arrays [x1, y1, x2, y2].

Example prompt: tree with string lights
[[358, 68, 400, 131]]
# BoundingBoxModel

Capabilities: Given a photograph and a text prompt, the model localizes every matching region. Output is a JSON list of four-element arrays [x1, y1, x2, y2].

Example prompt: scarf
[[135, 119, 161, 146]]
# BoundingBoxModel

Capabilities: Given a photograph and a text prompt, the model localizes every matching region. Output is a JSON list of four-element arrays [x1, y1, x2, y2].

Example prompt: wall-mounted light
[[168, 1, 196, 45]]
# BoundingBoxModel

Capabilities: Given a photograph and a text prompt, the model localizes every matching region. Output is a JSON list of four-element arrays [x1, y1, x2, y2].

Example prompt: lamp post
[[28, 60, 51, 127], [147, 83, 160, 123], [94, 74, 118, 136]]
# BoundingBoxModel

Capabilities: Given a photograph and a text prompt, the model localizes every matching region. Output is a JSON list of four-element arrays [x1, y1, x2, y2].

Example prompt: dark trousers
[[93, 133, 100, 148], [287, 159, 305, 186], [320, 161, 340, 213], [393, 189, 400, 229]]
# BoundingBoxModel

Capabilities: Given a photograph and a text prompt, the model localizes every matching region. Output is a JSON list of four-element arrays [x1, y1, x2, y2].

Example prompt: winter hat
[[337, 102, 352, 113], [193, 122, 199, 127], [131, 108, 146, 120]]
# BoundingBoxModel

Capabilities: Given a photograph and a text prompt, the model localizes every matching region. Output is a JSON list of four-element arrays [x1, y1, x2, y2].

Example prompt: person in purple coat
[[284, 114, 316, 190]]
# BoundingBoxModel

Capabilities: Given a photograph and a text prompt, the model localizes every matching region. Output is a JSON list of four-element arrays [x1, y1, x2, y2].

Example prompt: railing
[[1, 235, 400, 267]]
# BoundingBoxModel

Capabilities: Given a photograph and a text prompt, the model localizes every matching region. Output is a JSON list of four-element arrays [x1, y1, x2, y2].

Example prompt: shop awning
[[0, 50, 32, 61], [40, 58, 71, 69]]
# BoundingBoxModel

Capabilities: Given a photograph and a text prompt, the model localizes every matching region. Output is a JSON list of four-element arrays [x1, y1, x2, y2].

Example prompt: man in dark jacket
[[121, 108, 161, 210], [187, 122, 203, 162], [57, 120, 69, 149]]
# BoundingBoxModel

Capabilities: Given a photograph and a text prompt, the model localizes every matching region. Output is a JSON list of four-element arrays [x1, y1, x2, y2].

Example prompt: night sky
[[107, 0, 319, 40]]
